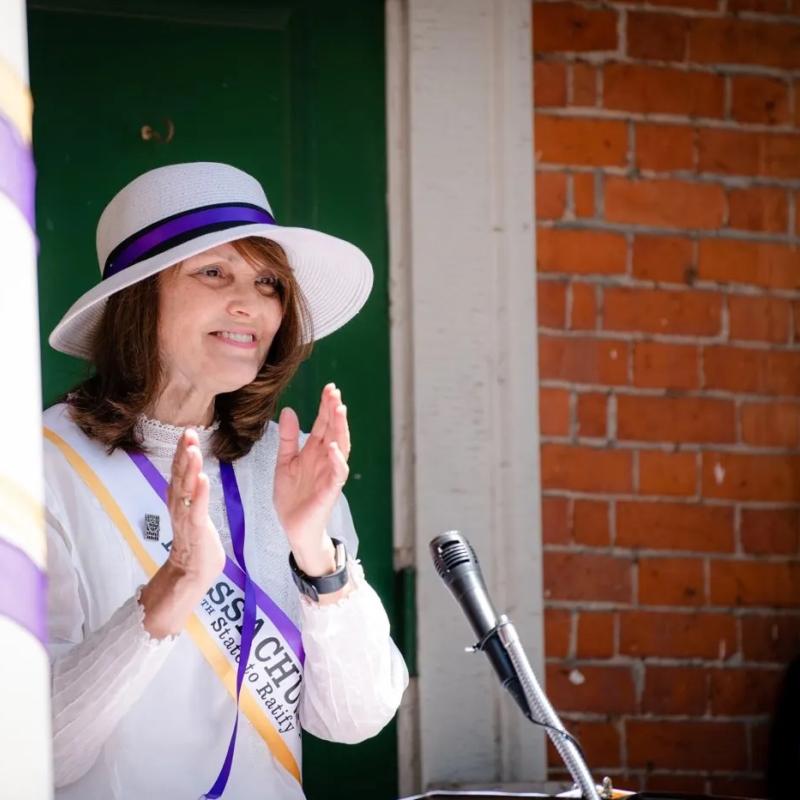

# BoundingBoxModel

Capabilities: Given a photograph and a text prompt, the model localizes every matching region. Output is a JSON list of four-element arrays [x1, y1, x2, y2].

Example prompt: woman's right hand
[[139, 429, 225, 639], [164, 429, 226, 583]]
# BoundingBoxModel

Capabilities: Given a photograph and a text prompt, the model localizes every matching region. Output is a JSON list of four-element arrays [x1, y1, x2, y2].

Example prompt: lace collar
[[135, 414, 219, 460]]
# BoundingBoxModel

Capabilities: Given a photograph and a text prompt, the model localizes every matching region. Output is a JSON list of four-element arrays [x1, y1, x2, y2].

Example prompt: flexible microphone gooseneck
[[429, 531, 532, 720], [430, 530, 602, 800]]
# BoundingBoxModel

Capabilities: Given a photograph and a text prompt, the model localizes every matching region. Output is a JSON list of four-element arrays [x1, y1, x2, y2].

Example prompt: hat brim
[[48, 223, 374, 359]]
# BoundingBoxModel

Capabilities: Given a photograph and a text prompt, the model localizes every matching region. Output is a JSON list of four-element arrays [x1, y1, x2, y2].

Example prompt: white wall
[[388, 0, 545, 792]]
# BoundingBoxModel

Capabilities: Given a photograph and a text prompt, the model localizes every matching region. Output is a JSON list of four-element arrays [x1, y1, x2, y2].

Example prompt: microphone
[[430, 530, 532, 720]]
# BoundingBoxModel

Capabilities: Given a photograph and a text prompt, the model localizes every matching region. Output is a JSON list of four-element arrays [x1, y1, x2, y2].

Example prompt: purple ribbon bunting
[[103, 204, 276, 279], [127, 450, 302, 797], [0, 537, 47, 645], [0, 113, 36, 232]]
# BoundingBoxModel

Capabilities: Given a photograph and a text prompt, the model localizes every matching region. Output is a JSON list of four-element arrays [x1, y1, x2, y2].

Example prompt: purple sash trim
[[127, 450, 304, 662], [0, 537, 47, 645], [103, 204, 276, 279], [0, 113, 36, 232]]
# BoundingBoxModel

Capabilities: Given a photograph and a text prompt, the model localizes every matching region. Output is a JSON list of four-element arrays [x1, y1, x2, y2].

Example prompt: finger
[[188, 471, 211, 527], [328, 386, 342, 421], [172, 429, 199, 484], [169, 434, 190, 510], [330, 403, 351, 461], [276, 407, 300, 466], [326, 441, 349, 489], [309, 383, 335, 442], [179, 445, 202, 501], [170, 430, 189, 485]]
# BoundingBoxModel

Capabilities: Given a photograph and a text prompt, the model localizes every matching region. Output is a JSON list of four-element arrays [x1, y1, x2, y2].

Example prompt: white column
[[388, 0, 544, 791], [0, 2, 52, 798]]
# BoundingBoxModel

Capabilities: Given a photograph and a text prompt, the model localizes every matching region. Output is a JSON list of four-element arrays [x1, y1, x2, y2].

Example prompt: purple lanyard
[[127, 452, 262, 798]]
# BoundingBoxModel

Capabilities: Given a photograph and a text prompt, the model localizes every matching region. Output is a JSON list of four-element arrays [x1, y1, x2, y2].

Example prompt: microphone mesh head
[[430, 531, 478, 580]]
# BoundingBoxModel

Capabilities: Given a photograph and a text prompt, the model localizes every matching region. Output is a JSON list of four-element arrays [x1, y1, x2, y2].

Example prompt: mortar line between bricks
[[532, 51, 800, 82], [543, 538, 800, 559], [537, 273, 800, 302], [546, 603, 800, 619], [542, 431, 800, 454], [545, 654, 787, 671], [547, 768, 764, 779], [548, 767, 765, 781], [547, 660, 785, 680], [544, 596, 800, 614], [541, 486, 800, 508], [537, 217, 800, 241], [536, 162, 800, 191], [538, 377, 800, 401], [543, 380, 798, 401], [537, 105, 800, 131], [617, 5, 627, 60], [559, 710, 773, 723], [540, 433, 800, 456], [711, 8, 800, 24], [537, 52, 800, 81], [541, 330, 796, 351], [540, 326, 800, 349], [534, 0, 730, 21]]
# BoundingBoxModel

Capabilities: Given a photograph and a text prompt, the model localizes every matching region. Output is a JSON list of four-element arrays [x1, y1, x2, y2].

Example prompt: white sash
[[43, 407, 303, 785]]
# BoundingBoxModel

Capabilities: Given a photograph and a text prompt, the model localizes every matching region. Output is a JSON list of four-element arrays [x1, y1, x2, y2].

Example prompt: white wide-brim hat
[[48, 161, 374, 359]]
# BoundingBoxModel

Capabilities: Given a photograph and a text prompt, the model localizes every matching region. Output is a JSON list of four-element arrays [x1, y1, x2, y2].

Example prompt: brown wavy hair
[[66, 237, 313, 461]]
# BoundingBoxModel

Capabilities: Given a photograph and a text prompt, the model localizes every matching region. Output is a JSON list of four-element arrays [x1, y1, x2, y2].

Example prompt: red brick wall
[[533, 1, 800, 794]]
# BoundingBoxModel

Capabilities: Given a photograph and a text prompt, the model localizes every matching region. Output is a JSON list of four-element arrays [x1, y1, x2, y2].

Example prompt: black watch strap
[[289, 538, 349, 602]]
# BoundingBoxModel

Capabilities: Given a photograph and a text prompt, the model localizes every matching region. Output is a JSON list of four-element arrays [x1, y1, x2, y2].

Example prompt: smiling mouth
[[213, 331, 256, 343], [210, 331, 259, 349]]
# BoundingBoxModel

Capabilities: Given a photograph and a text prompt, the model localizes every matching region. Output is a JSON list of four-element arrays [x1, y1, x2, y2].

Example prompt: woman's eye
[[202, 266, 223, 278], [257, 275, 279, 288]]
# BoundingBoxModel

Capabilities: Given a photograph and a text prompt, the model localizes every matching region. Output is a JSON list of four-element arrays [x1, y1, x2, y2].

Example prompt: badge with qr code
[[143, 513, 160, 541]]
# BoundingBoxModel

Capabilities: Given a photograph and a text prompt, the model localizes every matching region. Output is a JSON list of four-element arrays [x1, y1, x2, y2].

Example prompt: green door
[[27, 1, 396, 797]]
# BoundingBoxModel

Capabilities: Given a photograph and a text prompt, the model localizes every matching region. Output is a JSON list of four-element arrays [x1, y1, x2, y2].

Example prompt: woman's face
[[157, 242, 284, 397]]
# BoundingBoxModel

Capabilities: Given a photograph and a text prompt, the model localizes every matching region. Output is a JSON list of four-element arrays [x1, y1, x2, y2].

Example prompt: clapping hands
[[273, 383, 350, 577]]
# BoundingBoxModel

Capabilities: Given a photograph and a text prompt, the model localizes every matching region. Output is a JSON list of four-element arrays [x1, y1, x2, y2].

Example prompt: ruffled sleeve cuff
[[297, 560, 408, 743]]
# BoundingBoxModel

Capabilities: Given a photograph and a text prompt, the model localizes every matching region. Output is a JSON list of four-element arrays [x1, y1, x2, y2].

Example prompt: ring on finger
[[182, 496, 192, 508]]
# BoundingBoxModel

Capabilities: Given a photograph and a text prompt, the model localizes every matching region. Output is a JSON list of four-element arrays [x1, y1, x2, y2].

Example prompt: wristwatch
[[289, 538, 349, 602]]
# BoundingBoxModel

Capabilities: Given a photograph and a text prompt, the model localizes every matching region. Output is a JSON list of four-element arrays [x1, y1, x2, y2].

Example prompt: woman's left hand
[[274, 383, 350, 576]]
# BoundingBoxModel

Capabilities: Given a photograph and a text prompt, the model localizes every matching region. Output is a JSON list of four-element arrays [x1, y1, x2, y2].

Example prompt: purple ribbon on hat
[[0, 537, 47, 645], [103, 203, 276, 279]]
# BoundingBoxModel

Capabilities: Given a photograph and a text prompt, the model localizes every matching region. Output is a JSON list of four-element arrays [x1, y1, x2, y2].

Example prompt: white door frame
[[386, 0, 545, 792]]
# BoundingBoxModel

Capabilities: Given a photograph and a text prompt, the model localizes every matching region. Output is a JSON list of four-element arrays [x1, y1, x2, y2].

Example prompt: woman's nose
[[225, 286, 258, 317]]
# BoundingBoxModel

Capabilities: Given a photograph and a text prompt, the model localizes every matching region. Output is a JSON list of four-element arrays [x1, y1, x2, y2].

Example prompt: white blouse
[[44, 408, 408, 799]]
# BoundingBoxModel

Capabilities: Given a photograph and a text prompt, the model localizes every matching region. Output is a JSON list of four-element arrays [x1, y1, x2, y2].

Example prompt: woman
[[42, 162, 408, 799]]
